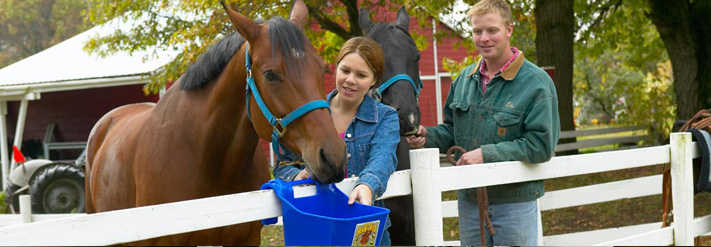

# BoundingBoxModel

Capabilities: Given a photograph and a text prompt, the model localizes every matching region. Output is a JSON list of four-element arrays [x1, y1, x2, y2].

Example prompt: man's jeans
[[457, 191, 538, 246]]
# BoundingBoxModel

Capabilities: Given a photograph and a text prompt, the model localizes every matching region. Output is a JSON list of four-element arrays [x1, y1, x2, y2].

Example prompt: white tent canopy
[[0, 19, 179, 190]]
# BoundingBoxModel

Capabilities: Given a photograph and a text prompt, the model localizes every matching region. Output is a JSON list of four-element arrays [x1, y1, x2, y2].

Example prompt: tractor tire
[[29, 163, 85, 214], [3, 184, 21, 213]]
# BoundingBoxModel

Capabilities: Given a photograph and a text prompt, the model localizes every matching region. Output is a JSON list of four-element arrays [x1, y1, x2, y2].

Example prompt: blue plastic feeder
[[261, 178, 390, 246]]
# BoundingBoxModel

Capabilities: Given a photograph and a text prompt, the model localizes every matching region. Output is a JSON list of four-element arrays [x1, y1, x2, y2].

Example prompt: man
[[406, 0, 560, 245]]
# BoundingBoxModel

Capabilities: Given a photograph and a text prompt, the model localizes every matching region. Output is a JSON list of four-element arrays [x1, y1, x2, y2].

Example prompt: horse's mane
[[181, 17, 307, 91]]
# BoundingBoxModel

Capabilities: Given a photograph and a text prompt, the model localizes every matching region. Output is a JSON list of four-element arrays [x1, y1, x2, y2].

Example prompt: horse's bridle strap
[[373, 74, 423, 102], [244, 42, 330, 158]]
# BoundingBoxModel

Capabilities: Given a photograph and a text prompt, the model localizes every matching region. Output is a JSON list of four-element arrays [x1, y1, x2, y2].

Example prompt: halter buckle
[[277, 159, 306, 166], [372, 91, 383, 102], [274, 118, 287, 137]]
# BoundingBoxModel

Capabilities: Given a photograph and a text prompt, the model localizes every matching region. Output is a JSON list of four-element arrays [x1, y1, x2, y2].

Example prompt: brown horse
[[84, 1, 347, 245]]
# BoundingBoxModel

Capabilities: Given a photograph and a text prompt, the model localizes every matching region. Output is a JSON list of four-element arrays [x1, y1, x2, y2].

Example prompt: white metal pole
[[0, 101, 9, 190], [10, 99, 28, 170], [410, 148, 443, 245], [270, 142, 275, 167], [432, 18, 443, 125], [537, 198, 544, 245], [20, 195, 32, 223], [670, 132, 693, 245]]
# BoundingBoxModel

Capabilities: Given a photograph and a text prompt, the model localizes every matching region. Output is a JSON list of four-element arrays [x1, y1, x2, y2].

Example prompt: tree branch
[[305, 4, 350, 40], [587, 0, 622, 32], [339, 0, 361, 37]]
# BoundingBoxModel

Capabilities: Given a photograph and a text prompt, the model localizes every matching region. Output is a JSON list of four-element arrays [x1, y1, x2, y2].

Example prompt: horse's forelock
[[367, 23, 411, 41], [267, 17, 307, 80], [180, 17, 310, 92]]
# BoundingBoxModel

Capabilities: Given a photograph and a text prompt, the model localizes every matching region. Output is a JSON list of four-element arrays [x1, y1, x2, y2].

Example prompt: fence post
[[410, 148, 443, 245], [19, 195, 32, 223], [537, 199, 544, 245], [670, 132, 693, 245]]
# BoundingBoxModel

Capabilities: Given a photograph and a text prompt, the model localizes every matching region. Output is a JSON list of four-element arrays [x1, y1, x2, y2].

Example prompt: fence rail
[[0, 133, 705, 246], [556, 125, 647, 152]]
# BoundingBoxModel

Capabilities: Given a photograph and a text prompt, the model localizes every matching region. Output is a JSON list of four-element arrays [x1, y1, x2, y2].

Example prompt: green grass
[[260, 225, 285, 246], [0, 191, 6, 214]]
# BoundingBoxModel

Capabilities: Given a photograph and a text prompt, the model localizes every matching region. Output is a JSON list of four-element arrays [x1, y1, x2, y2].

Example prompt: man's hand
[[456, 148, 484, 166], [406, 125, 427, 149], [348, 184, 374, 205], [293, 169, 310, 181]]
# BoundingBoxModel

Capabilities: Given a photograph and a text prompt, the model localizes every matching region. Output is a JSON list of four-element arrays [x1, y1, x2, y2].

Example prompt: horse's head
[[360, 7, 422, 136], [222, 1, 346, 183]]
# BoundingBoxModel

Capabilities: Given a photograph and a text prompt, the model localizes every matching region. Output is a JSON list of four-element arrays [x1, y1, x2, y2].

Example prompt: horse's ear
[[221, 1, 260, 41], [396, 6, 410, 32], [289, 0, 309, 31], [359, 8, 374, 34]]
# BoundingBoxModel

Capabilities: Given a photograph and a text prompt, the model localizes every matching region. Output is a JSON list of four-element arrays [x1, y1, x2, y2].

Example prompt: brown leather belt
[[447, 146, 496, 245]]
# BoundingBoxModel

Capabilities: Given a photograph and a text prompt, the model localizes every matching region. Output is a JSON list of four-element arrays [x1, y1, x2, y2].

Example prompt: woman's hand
[[293, 169, 310, 181], [348, 184, 374, 205]]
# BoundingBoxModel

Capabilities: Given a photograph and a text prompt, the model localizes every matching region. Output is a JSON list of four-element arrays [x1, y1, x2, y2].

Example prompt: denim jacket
[[273, 90, 400, 200]]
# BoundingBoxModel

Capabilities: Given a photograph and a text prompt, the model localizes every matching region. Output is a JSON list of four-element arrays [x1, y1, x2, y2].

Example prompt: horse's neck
[[202, 64, 260, 155], [158, 67, 260, 172]]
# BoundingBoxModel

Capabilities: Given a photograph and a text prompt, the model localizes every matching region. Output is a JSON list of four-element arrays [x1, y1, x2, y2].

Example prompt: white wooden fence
[[0, 132, 707, 245]]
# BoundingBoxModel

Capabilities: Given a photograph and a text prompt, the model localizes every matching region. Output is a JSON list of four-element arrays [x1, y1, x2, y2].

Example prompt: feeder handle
[[261, 178, 319, 201], [261, 178, 318, 226], [288, 178, 317, 187]]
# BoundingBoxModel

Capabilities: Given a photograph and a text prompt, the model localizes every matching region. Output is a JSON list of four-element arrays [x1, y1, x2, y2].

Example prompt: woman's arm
[[356, 107, 400, 201]]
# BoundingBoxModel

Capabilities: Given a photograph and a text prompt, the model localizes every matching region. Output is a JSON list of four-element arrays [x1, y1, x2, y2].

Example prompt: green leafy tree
[[647, 0, 711, 120], [574, 0, 709, 121], [573, 0, 674, 143], [84, 0, 474, 94], [0, 0, 89, 67]]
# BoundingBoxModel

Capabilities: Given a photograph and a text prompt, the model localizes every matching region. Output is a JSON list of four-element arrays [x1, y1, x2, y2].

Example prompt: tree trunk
[[535, 0, 574, 152], [647, 0, 711, 120]]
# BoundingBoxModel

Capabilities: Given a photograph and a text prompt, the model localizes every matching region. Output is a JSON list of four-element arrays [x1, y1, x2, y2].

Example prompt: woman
[[273, 37, 399, 245]]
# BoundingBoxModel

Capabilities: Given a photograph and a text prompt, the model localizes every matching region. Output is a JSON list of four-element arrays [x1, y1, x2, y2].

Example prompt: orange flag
[[12, 145, 25, 163]]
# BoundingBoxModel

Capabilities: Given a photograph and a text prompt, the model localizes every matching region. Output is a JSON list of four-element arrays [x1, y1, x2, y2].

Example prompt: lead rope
[[447, 146, 495, 245]]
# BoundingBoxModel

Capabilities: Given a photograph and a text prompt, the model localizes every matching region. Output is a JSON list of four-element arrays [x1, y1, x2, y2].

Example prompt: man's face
[[470, 12, 513, 63]]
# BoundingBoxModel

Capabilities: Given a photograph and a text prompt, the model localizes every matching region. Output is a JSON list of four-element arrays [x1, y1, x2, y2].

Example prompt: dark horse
[[85, 1, 347, 245], [360, 7, 421, 245]]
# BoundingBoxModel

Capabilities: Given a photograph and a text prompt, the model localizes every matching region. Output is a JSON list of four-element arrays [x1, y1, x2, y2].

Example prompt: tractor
[[4, 146, 85, 214]]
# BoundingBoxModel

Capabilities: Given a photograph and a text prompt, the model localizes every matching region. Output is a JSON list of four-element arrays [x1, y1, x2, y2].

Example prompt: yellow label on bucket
[[352, 220, 380, 246]]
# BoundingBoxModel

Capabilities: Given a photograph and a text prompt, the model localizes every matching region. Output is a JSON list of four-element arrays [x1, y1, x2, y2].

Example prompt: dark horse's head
[[360, 7, 422, 136], [212, 1, 346, 183]]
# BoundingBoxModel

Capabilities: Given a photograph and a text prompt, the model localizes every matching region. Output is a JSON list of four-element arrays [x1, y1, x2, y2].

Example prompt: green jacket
[[425, 53, 560, 203]]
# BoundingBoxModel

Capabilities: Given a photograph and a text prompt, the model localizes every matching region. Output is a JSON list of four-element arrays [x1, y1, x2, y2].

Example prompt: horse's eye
[[263, 71, 280, 82]]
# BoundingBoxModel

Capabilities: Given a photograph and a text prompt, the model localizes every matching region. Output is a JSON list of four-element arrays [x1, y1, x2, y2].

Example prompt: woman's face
[[335, 52, 376, 104]]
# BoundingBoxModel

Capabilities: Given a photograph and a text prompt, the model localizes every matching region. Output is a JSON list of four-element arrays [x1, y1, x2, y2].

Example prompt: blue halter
[[372, 74, 423, 102], [244, 42, 330, 160]]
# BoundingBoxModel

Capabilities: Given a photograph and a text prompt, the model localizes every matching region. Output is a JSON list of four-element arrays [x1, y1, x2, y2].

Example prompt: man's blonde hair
[[467, 0, 513, 26]]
